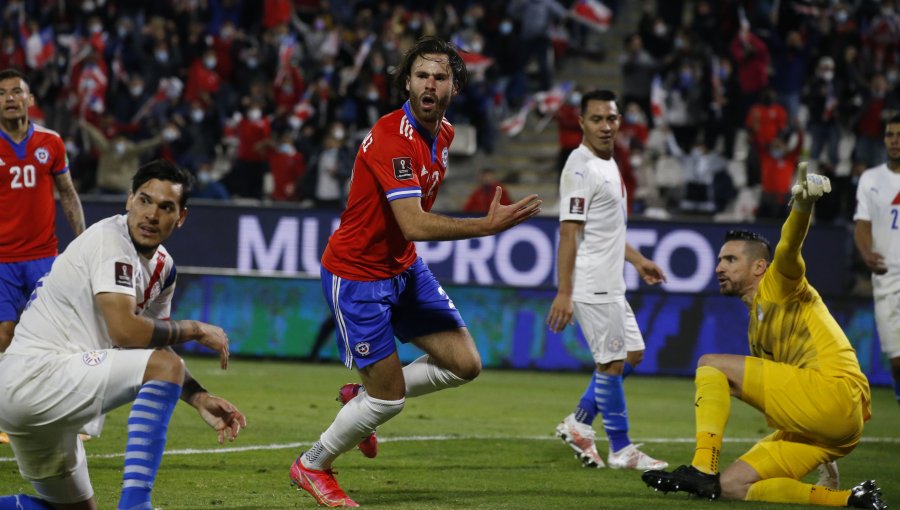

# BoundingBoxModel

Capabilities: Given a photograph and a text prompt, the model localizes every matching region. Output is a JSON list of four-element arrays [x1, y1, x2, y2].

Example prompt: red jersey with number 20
[[322, 102, 454, 280], [0, 122, 69, 262]]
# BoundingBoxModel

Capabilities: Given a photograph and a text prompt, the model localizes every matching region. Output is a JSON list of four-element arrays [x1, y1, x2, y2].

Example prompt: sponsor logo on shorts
[[569, 197, 585, 214], [83, 350, 107, 366], [115, 262, 134, 288], [355, 342, 371, 356], [392, 157, 413, 180], [606, 336, 624, 353]]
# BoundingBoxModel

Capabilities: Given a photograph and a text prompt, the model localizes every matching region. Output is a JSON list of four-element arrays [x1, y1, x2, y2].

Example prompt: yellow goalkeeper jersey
[[748, 210, 872, 420]]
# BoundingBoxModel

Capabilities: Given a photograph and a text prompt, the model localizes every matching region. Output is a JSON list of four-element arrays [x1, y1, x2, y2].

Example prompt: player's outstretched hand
[[195, 322, 230, 369], [635, 258, 667, 286], [483, 187, 542, 235], [546, 293, 574, 333], [790, 162, 831, 212], [193, 393, 247, 444]]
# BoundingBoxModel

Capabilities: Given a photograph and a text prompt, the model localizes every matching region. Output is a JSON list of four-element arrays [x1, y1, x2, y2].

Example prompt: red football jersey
[[0, 122, 68, 262], [322, 102, 454, 280]]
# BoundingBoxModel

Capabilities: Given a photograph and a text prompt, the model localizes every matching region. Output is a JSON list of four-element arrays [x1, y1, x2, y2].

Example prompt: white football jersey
[[8, 214, 176, 355], [559, 144, 627, 303], [854, 164, 900, 297]]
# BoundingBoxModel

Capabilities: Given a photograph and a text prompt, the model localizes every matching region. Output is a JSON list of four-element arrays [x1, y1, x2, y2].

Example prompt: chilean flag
[[22, 25, 56, 69], [570, 0, 612, 32], [650, 74, 667, 124], [499, 100, 533, 137]]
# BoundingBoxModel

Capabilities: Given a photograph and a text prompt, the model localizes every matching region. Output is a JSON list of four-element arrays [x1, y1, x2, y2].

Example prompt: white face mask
[[162, 128, 178, 141], [288, 116, 302, 129], [278, 143, 295, 154], [129, 85, 143, 96], [198, 171, 213, 184], [113, 141, 126, 154], [247, 108, 262, 121], [190, 109, 204, 122], [203, 56, 217, 69], [822, 70, 834, 81]]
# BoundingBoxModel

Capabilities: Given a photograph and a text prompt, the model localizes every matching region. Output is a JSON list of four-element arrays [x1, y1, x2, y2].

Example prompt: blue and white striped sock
[[0, 494, 54, 509], [118, 380, 181, 510], [594, 372, 631, 453], [574, 371, 598, 425]]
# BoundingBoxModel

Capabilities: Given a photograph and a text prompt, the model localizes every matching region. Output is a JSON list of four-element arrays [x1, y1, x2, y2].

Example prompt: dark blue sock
[[0, 495, 54, 509], [573, 371, 598, 425], [118, 380, 181, 510], [894, 376, 900, 408], [594, 372, 631, 453]]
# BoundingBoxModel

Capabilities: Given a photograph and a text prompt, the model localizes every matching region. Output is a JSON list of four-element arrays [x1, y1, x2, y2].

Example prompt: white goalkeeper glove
[[790, 162, 831, 212]]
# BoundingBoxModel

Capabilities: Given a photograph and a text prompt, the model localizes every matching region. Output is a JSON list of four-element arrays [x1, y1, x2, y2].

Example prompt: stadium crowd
[[0, 0, 897, 220]]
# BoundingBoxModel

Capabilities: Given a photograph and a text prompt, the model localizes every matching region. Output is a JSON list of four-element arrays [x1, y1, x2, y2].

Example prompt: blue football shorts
[[321, 257, 466, 369], [0, 256, 55, 322]]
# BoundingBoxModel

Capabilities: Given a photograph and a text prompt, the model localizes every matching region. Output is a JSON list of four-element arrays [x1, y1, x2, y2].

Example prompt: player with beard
[[289, 37, 542, 507], [642, 163, 886, 509], [0, 159, 246, 510]]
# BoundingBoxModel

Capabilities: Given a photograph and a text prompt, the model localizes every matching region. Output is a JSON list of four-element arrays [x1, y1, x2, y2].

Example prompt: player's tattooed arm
[[148, 319, 202, 348]]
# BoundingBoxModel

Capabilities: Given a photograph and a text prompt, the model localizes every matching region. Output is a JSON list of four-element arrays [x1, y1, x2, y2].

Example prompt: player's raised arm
[[774, 162, 831, 280]]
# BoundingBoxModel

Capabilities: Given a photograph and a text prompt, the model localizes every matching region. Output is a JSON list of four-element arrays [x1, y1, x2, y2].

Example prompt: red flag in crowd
[[570, 0, 612, 32]]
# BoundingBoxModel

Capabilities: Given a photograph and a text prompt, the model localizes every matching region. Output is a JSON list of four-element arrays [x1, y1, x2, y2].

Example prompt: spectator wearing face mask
[[225, 100, 272, 199], [556, 90, 583, 176], [852, 73, 894, 169], [109, 75, 151, 126], [268, 131, 305, 202], [174, 100, 222, 171], [78, 118, 173, 194], [803, 56, 842, 166], [300, 122, 353, 209], [757, 127, 804, 219], [144, 40, 181, 92], [745, 88, 787, 188], [185, 47, 222, 107], [619, 33, 658, 128], [192, 162, 231, 201]]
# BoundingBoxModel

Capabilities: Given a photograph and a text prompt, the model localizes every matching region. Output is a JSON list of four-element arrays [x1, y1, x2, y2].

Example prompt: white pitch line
[[1, 435, 898, 463]]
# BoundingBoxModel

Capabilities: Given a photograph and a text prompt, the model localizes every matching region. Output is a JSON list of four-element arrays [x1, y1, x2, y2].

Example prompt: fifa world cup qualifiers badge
[[570, 197, 585, 214], [114, 262, 134, 288], [392, 157, 414, 180]]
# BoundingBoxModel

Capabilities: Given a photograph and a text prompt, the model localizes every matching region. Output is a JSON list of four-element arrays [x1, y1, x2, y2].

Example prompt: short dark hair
[[725, 229, 772, 262], [886, 114, 900, 130], [394, 36, 468, 100], [581, 89, 618, 115], [131, 159, 194, 208], [0, 68, 28, 86]]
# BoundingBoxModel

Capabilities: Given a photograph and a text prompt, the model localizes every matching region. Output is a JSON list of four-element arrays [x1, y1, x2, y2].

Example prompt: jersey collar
[[0, 121, 34, 160], [402, 100, 440, 163]]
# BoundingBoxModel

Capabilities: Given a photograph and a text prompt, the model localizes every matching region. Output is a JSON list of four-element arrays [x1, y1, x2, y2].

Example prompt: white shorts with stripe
[[0, 348, 153, 504], [573, 300, 645, 365]]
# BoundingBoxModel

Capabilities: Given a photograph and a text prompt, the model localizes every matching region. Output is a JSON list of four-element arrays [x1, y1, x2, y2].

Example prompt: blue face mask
[[499, 21, 513, 35], [770, 148, 785, 159]]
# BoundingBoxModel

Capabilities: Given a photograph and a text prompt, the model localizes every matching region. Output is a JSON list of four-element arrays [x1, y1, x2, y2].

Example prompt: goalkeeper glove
[[790, 162, 831, 212]]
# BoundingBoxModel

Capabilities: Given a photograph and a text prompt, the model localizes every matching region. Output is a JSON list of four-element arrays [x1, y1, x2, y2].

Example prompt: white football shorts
[[874, 292, 900, 359], [573, 299, 645, 365], [0, 348, 153, 504]]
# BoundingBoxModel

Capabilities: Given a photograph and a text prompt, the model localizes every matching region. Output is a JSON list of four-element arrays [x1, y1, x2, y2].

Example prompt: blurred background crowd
[[1, 0, 897, 224]]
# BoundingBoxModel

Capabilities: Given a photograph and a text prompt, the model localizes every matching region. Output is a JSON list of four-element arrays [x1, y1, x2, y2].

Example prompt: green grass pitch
[[1, 357, 897, 509]]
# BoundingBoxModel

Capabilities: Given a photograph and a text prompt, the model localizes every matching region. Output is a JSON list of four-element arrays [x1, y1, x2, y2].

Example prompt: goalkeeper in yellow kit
[[643, 163, 887, 509]]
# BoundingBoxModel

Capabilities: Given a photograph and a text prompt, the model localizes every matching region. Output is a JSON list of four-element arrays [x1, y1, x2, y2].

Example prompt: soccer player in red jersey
[[0, 68, 84, 353], [289, 37, 542, 507]]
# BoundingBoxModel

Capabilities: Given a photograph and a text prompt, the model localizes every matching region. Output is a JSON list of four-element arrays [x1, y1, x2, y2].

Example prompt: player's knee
[[454, 354, 482, 382], [144, 349, 185, 385], [0, 323, 15, 353], [720, 475, 751, 501], [626, 350, 644, 366], [697, 353, 719, 369]]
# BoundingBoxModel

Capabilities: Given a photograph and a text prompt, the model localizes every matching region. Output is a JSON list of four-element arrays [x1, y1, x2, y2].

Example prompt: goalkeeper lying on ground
[[642, 162, 887, 509]]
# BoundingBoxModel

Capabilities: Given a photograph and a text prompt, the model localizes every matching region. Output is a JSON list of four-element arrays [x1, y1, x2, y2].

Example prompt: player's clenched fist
[[790, 162, 831, 212]]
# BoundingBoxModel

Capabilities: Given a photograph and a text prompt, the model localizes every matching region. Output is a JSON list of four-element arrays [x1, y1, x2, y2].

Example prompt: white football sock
[[403, 355, 468, 398], [304, 393, 404, 470]]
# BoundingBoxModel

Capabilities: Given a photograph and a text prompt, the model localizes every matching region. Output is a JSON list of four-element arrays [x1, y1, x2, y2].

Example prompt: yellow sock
[[746, 478, 851, 506], [690, 366, 729, 474]]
